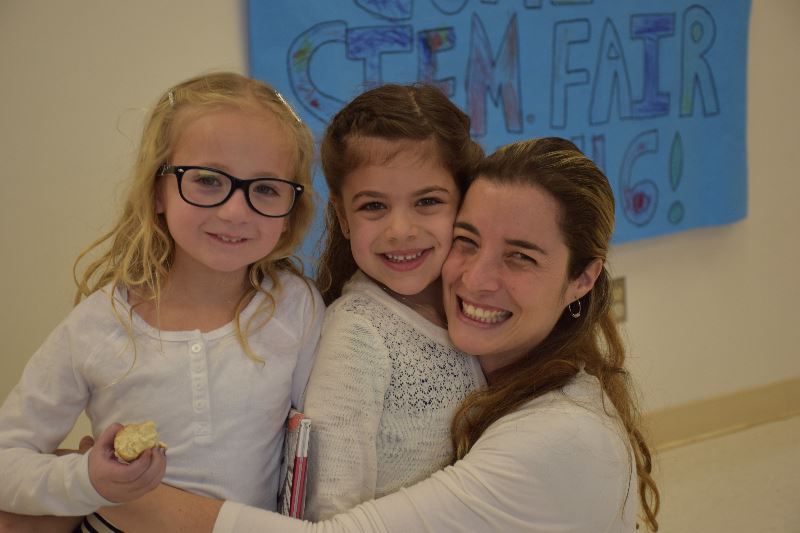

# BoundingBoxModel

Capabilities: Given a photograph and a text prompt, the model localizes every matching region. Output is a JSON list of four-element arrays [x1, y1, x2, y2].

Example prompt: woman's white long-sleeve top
[[215, 371, 640, 532]]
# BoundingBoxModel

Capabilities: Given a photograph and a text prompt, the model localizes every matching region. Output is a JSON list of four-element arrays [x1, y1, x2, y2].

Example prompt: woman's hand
[[0, 437, 92, 533], [53, 435, 94, 456], [88, 423, 166, 503]]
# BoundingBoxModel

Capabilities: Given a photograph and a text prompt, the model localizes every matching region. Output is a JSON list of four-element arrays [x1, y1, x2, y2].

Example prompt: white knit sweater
[[303, 271, 485, 520]]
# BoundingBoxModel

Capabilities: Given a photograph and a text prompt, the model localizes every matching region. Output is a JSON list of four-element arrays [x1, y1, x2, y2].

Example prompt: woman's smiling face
[[442, 177, 596, 375]]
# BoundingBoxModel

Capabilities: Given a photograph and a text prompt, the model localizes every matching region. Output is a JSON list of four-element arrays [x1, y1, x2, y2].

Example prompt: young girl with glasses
[[303, 83, 486, 519], [0, 72, 324, 529]]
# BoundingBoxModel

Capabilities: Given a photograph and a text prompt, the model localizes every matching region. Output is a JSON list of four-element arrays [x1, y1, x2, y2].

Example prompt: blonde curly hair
[[73, 72, 316, 362]]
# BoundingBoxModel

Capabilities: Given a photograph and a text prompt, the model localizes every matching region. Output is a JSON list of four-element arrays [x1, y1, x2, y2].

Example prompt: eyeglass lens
[[180, 168, 296, 217]]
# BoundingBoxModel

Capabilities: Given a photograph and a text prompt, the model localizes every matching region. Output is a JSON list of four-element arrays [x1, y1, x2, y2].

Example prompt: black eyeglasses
[[158, 165, 304, 218]]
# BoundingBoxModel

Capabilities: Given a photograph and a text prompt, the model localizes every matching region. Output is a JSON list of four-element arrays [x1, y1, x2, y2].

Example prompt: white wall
[[613, 0, 800, 411], [0, 0, 796, 447]]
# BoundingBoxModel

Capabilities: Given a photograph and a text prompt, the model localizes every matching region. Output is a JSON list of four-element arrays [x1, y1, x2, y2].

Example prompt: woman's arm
[[99, 484, 223, 533], [103, 408, 545, 533], [101, 486, 382, 533], [290, 281, 325, 410], [214, 396, 638, 533], [105, 380, 637, 533], [0, 437, 94, 533], [0, 511, 81, 533], [0, 425, 166, 533]]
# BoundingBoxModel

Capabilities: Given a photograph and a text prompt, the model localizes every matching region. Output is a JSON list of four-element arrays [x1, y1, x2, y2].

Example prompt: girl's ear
[[333, 198, 350, 239], [569, 258, 603, 301]]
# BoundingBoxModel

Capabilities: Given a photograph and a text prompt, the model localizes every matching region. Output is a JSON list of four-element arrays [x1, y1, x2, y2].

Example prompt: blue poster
[[248, 0, 750, 259]]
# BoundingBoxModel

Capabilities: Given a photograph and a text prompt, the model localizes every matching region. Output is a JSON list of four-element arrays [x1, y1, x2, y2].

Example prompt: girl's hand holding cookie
[[87, 423, 166, 503]]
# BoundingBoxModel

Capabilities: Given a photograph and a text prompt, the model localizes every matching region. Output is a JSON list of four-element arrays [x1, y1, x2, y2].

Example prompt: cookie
[[113, 421, 167, 462]]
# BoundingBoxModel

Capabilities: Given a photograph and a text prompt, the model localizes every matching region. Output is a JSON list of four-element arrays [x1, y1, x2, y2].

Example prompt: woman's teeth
[[461, 301, 511, 324]]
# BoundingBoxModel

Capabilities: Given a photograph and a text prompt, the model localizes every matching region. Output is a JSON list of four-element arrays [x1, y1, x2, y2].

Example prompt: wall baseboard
[[644, 377, 800, 452]]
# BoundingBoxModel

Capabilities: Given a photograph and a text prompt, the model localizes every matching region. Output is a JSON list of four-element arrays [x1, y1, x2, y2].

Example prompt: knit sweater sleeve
[[302, 302, 391, 521], [289, 280, 326, 410]]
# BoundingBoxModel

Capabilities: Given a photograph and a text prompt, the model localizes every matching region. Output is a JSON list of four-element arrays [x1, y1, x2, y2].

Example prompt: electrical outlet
[[611, 277, 626, 322]]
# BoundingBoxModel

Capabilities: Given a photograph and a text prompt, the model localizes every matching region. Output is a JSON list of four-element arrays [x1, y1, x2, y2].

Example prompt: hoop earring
[[568, 300, 582, 319]]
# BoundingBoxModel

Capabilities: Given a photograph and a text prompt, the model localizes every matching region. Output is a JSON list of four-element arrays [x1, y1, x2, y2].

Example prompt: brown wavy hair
[[73, 71, 316, 362], [450, 137, 660, 530], [315, 83, 484, 304]]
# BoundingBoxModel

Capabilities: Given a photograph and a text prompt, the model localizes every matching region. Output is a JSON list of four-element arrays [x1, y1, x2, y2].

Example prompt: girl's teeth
[[461, 302, 511, 324], [218, 235, 244, 243], [385, 251, 423, 262]]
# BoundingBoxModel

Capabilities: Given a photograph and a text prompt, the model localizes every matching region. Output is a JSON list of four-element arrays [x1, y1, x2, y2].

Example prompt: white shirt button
[[190, 343, 203, 353]]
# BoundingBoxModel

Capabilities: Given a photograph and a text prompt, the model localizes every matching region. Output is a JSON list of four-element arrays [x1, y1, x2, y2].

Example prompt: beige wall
[[1, 0, 797, 448], [613, 0, 800, 411]]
